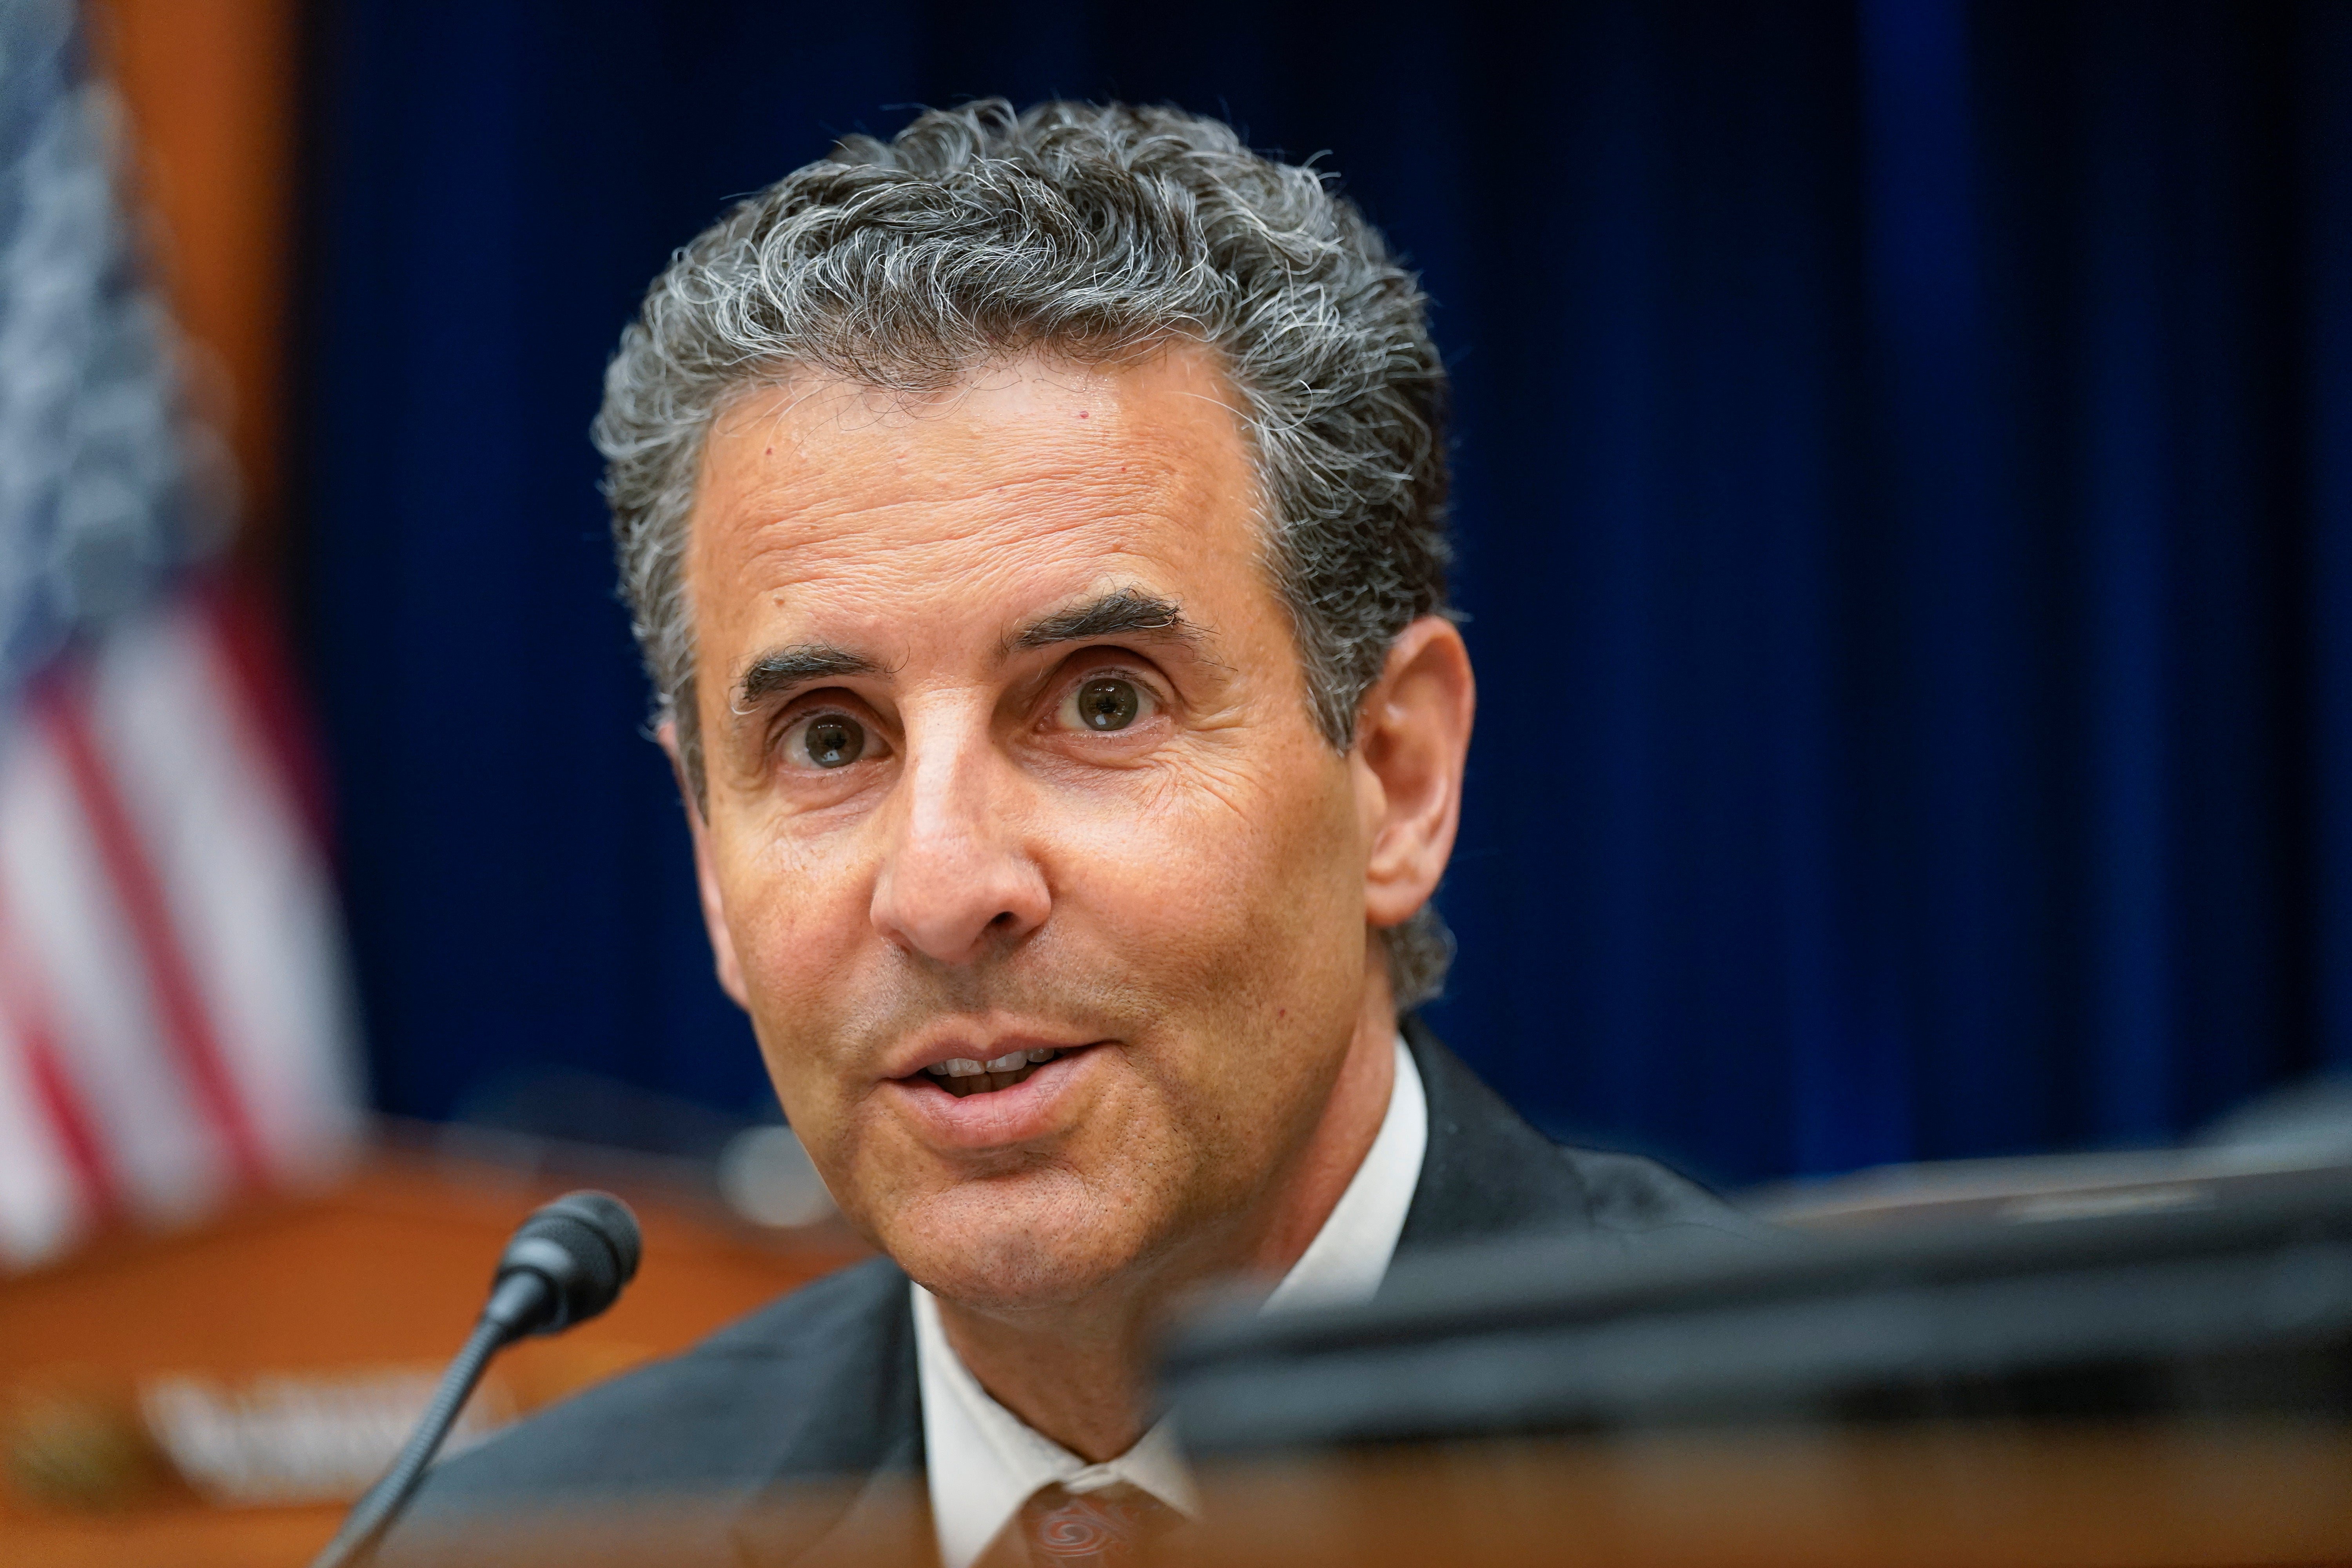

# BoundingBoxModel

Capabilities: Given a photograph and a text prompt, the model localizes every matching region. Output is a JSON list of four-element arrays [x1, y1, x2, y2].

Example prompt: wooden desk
[[0, 1146, 862, 1567], [289, 1423, 2352, 1568], [1175, 1424, 2352, 1568]]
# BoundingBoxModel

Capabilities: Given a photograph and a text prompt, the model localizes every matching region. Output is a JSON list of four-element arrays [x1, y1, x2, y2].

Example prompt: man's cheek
[[733, 867, 865, 1003], [1092, 804, 1276, 940]]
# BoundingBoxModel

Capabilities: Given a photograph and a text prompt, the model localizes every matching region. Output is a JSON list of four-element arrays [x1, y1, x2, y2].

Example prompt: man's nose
[[868, 722, 1050, 965]]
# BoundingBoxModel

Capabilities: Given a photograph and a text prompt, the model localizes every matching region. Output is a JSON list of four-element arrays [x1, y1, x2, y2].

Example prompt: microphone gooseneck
[[309, 1190, 642, 1568]]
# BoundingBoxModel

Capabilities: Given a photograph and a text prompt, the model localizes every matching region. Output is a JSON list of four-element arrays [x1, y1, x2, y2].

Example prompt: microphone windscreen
[[494, 1191, 642, 1333], [541, 1190, 643, 1283]]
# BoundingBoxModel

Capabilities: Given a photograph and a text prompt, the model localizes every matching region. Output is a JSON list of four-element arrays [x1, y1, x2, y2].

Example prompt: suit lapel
[[1397, 1019, 1769, 1262], [731, 1451, 934, 1568], [1396, 1016, 1599, 1253], [729, 1262, 936, 1568]]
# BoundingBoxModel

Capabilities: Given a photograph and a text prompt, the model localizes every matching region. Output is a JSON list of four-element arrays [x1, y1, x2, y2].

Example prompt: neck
[[934, 969, 1401, 1462]]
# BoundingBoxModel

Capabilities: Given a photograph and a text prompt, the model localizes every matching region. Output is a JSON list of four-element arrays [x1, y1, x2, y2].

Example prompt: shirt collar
[[913, 1032, 1428, 1568]]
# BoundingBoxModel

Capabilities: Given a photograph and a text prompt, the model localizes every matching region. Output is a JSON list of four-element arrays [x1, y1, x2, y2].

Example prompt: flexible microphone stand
[[309, 1191, 642, 1568]]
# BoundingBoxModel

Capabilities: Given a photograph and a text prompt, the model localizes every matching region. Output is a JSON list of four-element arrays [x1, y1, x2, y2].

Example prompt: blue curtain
[[303, 0, 2352, 1187]]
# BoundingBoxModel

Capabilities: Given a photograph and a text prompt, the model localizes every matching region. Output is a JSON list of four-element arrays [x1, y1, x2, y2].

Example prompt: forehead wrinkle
[[720, 518, 1155, 631], [713, 449, 1206, 569], [702, 391, 1230, 539], [695, 442, 1251, 632], [704, 343, 1257, 506], [712, 472, 1205, 619]]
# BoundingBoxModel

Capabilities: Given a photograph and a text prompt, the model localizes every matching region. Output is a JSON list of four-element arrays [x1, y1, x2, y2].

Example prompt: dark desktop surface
[[1167, 1164, 2352, 1451]]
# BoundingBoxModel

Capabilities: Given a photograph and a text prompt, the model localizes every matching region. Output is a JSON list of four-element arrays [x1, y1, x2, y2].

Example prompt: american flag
[[0, 0, 361, 1267]]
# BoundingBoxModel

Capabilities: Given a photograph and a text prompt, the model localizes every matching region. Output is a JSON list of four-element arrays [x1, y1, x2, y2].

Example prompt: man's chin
[[880, 1179, 1163, 1316]]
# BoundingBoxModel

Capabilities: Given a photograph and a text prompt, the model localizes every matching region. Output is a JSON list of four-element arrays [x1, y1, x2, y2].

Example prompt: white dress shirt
[[913, 1033, 1429, 1568]]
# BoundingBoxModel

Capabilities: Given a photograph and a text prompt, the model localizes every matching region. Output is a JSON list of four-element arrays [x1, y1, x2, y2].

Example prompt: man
[[394, 99, 1757, 1567]]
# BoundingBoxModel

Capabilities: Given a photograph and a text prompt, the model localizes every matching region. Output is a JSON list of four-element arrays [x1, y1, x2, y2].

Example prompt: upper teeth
[[924, 1048, 1060, 1077]]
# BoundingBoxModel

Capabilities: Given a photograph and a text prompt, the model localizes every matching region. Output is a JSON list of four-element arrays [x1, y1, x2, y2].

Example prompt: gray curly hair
[[593, 98, 1457, 1008]]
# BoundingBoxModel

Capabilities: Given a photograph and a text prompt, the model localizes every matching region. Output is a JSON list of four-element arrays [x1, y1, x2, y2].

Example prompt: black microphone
[[309, 1191, 642, 1568]]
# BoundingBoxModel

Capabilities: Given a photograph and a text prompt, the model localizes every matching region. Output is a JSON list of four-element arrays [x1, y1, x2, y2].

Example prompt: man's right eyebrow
[[732, 646, 881, 711]]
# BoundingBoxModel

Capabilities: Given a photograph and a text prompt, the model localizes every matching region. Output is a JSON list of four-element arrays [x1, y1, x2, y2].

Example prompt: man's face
[[680, 347, 1378, 1314]]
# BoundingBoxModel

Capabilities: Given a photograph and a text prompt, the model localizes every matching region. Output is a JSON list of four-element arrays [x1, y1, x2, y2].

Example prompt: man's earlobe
[[658, 719, 751, 1009], [1355, 617, 1475, 932]]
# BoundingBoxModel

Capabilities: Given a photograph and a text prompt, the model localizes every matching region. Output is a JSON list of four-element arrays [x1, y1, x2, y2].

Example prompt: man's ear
[[659, 719, 751, 1009], [1353, 615, 1475, 932]]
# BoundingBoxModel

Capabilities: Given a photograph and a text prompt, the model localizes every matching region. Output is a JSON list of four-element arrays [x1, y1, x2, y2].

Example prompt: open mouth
[[908, 1045, 1086, 1099]]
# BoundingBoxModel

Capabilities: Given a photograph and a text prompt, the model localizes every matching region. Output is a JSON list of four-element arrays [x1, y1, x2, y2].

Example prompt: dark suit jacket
[[385, 1023, 1759, 1565]]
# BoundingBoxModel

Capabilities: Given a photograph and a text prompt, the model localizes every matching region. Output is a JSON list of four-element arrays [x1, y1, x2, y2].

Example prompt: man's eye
[[1063, 677, 1149, 733], [795, 713, 866, 769]]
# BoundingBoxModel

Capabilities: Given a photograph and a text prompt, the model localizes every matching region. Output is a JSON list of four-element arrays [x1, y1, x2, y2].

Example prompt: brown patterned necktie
[[994, 1479, 1181, 1566]]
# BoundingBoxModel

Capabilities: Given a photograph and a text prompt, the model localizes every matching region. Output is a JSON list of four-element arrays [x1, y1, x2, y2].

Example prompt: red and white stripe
[[0, 584, 360, 1267]]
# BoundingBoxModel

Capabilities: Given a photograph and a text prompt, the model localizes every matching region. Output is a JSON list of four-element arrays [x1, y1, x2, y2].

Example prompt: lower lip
[[883, 1047, 1100, 1149]]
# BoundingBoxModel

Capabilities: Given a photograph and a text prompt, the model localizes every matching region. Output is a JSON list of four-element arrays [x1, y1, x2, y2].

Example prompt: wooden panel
[[1176, 1426, 2352, 1568], [219, 1424, 2352, 1568]]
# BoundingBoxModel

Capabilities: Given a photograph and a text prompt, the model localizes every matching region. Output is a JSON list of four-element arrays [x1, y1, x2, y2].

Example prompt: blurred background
[[4, 0, 2352, 1560], [307, 0, 2352, 1182]]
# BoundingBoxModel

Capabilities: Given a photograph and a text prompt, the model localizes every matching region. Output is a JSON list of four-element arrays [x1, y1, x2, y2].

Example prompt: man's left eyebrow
[[1009, 589, 1197, 653]]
